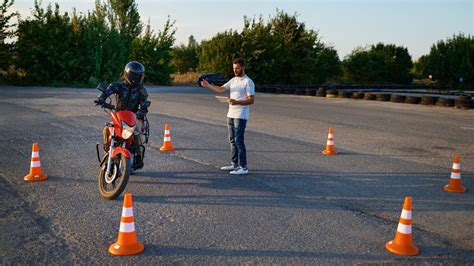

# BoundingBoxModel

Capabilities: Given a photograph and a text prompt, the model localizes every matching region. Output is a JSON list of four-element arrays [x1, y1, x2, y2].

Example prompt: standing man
[[200, 58, 255, 175]]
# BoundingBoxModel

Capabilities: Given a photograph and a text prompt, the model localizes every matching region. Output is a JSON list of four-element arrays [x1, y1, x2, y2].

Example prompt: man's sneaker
[[220, 165, 238, 171], [230, 167, 249, 175]]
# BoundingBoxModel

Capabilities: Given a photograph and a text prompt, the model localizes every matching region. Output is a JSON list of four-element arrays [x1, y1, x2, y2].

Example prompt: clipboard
[[215, 96, 229, 103]]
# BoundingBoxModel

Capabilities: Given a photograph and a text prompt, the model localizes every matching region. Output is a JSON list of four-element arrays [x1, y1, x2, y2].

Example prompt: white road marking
[[460, 127, 474, 130]]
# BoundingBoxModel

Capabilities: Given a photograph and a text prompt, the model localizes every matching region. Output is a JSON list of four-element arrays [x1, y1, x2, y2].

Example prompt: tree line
[[1, 0, 175, 86], [0, 0, 472, 89]]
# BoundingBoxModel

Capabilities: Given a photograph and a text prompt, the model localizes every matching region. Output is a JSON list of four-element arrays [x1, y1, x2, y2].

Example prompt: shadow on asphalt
[[139, 244, 471, 262], [129, 170, 474, 212], [141, 245, 384, 259]]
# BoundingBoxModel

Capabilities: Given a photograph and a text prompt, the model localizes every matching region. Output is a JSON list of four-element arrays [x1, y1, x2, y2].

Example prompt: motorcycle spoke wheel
[[98, 154, 131, 200]]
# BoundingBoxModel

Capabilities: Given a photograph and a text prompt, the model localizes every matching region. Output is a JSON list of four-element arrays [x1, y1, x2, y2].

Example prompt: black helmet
[[123, 61, 145, 86]]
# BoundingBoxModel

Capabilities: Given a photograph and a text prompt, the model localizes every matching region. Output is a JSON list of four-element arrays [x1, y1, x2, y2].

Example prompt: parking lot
[[0, 85, 473, 263]]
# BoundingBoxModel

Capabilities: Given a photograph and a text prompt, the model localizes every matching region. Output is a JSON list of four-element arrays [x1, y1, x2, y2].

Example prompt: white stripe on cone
[[328, 134, 334, 138], [32, 151, 39, 157], [397, 223, 412, 234], [164, 137, 171, 142], [119, 222, 135, 233], [31, 161, 41, 168], [450, 172, 461, 179], [327, 141, 334, 145], [165, 130, 170, 134], [121, 207, 133, 217], [452, 163, 460, 170], [401, 210, 412, 220]]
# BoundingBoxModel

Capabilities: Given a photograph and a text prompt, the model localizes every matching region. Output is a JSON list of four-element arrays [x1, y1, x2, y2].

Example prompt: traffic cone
[[385, 196, 419, 256], [160, 122, 175, 151], [109, 193, 144, 256], [24, 143, 48, 182], [322, 128, 337, 155], [443, 154, 467, 193]]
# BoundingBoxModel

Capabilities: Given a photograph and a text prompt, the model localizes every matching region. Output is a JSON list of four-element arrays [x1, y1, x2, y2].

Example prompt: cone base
[[385, 240, 419, 256], [24, 173, 48, 182], [443, 184, 467, 193], [322, 149, 337, 155], [160, 145, 175, 151], [108, 241, 144, 256]]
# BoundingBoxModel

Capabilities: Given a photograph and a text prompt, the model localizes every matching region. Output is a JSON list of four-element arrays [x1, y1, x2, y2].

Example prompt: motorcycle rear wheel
[[98, 154, 131, 200]]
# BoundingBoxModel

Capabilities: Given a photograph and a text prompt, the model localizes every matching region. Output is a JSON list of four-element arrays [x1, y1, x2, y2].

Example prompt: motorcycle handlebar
[[101, 103, 115, 110]]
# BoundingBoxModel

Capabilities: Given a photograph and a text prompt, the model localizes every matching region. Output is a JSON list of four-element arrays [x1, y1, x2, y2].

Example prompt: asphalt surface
[[0, 85, 473, 264]]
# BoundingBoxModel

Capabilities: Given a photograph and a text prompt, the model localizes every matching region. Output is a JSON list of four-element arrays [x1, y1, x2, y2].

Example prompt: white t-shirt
[[223, 75, 255, 120]]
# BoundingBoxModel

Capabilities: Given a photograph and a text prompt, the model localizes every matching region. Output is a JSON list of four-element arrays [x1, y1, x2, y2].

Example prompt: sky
[[11, 0, 474, 60]]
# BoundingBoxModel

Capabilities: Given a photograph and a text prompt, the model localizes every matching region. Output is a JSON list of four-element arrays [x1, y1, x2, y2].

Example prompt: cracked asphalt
[[0, 85, 473, 264]]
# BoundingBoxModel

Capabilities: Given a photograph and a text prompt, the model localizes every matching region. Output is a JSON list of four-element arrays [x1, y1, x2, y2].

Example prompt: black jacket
[[98, 82, 148, 119]]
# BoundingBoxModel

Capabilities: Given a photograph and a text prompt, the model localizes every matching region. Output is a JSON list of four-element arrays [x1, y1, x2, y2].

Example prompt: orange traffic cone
[[24, 143, 48, 182], [160, 122, 175, 151], [385, 196, 419, 256], [109, 193, 144, 256], [443, 154, 467, 193], [322, 128, 337, 155]]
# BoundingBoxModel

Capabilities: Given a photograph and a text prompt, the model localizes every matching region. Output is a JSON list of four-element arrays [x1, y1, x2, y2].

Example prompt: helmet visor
[[126, 71, 144, 86]]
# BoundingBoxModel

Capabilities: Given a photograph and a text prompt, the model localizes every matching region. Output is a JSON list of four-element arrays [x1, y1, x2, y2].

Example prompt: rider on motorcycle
[[95, 61, 149, 170]]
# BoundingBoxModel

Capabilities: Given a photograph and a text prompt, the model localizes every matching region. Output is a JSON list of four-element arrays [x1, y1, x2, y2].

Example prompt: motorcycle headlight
[[121, 121, 135, 139]]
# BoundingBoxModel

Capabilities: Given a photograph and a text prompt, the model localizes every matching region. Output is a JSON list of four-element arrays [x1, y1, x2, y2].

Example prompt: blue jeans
[[227, 118, 247, 168]]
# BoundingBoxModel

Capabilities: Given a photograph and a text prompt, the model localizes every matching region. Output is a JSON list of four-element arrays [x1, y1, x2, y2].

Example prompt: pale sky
[[12, 0, 474, 59]]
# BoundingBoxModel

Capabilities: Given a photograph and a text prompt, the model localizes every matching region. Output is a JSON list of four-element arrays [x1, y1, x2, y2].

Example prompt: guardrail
[[255, 85, 474, 110]]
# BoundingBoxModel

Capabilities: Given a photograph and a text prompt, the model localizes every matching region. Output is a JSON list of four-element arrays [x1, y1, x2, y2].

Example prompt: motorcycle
[[94, 84, 150, 200]]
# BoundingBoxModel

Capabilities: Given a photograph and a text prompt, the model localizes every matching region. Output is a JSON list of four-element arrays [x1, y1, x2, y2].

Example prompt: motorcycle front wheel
[[98, 154, 131, 200]]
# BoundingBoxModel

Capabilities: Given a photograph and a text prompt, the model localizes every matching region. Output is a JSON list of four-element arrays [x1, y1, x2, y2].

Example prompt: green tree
[[0, 0, 17, 73], [198, 30, 242, 78], [106, 0, 141, 59], [16, 2, 75, 84], [411, 55, 428, 79], [198, 11, 341, 84], [239, 15, 278, 84], [424, 34, 473, 89], [130, 18, 176, 85], [171, 35, 199, 73], [343, 43, 413, 84]]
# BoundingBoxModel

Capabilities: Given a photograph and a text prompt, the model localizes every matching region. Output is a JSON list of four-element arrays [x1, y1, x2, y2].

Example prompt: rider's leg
[[103, 126, 110, 151], [133, 120, 145, 168]]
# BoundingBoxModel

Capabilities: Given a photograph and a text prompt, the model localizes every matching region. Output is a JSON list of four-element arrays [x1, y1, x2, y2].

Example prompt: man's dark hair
[[233, 58, 245, 67]]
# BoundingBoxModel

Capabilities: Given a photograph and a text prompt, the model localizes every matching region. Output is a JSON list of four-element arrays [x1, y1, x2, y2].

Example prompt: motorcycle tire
[[98, 154, 131, 200]]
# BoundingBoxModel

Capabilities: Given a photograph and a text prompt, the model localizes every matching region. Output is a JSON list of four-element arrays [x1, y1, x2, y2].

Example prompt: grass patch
[[171, 72, 199, 85]]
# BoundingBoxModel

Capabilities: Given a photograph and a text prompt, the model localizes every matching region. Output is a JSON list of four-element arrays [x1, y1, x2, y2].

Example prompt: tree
[[15, 2, 75, 84], [0, 0, 17, 75], [197, 11, 341, 84], [198, 30, 242, 78], [343, 43, 413, 84], [130, 18, 176, 85], [411, 55, 428, 79], [171, 35, 199, 73], [424, 34, 473, 89], [106, 0, 142, 59]]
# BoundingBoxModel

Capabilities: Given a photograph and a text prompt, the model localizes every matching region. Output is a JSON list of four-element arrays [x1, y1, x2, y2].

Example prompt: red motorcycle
[[95, 85, 150, 199]]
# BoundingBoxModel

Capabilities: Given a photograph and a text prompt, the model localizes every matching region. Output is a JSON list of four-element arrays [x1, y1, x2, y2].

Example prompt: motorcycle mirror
[[97, 83, 108, 92], [145, 101, 151, 107]]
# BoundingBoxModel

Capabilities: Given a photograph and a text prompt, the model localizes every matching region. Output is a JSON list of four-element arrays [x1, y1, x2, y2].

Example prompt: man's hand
[[229, 99, 237, 105], [200, 79, 210, 88]]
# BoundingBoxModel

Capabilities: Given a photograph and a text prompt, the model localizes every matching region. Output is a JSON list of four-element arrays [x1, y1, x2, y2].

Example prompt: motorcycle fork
[[106, 138, 115, 176]]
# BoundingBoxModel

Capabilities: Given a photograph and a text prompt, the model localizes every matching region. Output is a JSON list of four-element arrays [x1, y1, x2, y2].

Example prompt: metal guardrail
[[256, 84, 472, 95], [255, 85, 474, 109]]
